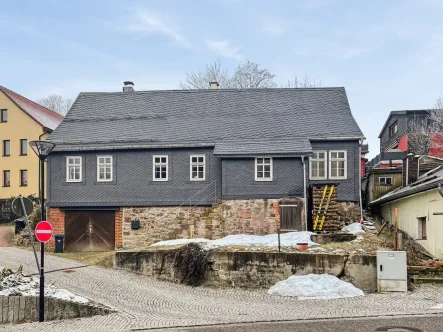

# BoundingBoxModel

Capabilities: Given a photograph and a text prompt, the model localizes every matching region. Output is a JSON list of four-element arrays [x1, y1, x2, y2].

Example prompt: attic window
[[389, 122, 398, 137], [379, 177, 393, 186], [0, 109, 7, 122]]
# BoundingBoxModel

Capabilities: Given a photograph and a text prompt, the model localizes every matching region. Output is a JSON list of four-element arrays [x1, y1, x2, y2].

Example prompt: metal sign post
[[35, 221, 52, 323]]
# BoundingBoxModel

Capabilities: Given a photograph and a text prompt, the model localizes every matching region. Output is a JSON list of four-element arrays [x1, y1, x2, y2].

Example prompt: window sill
[[19, 154, 27, 156], [19, 185, 28, 187], [2, 186, 10, 188], [310, 177, 328, 181], [329, 177, 347, 180], [379, 184, 393, 187], [66, 181, 82, 183], [2, 155, 10, 157], [153, 179, 169, 182], [255, 179, 273, 182], [190, 179, 206, 182]]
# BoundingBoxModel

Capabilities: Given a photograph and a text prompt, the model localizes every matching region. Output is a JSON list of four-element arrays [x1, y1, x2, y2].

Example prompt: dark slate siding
[[48, 140, 361, 206], [380, 115, 407, 151], [47, 148, 222, 207], [308, 140, 360, 202], [221, 158, 304, 199]]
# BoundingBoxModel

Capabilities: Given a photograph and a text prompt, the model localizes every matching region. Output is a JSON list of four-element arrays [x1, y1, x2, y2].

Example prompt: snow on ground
[[268, 274, 364, 300], [150, 232, 318, 249], [342, 222, 365, 235], [150, 238, 210, 247], [0, 267, 89, 303]]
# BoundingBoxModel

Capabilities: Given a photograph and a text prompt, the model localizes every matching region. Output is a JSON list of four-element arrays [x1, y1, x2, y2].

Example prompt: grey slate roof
[[213, 138, 313, 156], [49, 87, 364, 152], [370, 165, 443, 206]]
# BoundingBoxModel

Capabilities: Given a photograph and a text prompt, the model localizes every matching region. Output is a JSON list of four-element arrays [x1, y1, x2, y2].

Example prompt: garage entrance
[[64, 210, 115, 252]]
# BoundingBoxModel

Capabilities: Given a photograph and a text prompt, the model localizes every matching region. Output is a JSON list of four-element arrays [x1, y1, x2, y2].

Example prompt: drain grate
[[376, 327, 423, 332]]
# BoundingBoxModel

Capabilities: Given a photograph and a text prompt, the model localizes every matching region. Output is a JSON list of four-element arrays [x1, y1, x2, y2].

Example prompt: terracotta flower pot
[[296, 243, 309, 250]]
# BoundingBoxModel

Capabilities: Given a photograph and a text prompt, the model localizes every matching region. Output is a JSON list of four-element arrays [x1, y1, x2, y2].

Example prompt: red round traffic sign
[[35, 221, 53, 243]]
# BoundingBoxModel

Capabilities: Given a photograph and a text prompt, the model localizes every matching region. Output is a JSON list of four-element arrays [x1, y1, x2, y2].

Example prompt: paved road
[[1, 247, 443, 331], [149, 315, 443, 332]]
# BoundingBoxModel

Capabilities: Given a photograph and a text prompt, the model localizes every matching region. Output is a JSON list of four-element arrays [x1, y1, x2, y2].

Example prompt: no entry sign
[[35, 221, 53, 243]]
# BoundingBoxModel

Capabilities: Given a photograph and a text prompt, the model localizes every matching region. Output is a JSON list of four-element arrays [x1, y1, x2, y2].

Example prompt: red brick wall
[[47, 208, 65, 247], [115, 209, 123, 249]]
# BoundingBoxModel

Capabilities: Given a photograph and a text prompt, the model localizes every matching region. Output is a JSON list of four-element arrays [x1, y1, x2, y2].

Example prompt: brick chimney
[[209, 81, 219, 89], [123, 81, 135, 92]]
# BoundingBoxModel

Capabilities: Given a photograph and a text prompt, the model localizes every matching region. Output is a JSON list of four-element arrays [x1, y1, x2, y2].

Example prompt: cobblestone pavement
[[1, 247, 443, 331]]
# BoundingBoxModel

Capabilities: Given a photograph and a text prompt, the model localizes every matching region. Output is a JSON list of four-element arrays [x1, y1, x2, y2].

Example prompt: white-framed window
[[255, 157, 273, 181], [66, 156, 82, 182], [310, 151, 327, 180], [389, 121, 398, 137], [379, 177, 393, 186], [97, 156, 113, 182], [329, 150, 347, 179], [153, 155, 168, 181], [190, 155, 206, 181]]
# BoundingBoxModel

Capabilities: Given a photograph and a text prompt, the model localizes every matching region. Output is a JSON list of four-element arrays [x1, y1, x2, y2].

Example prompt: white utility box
[[377, 251, 407, 293]]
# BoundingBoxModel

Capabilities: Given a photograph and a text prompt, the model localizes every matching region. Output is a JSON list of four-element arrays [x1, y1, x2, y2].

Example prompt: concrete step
[[411, 276, 443, 284]]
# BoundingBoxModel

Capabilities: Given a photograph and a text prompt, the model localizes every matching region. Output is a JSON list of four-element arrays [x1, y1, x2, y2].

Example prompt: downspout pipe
[[301, 156, 308, 231], [359, 140, 363, 222]]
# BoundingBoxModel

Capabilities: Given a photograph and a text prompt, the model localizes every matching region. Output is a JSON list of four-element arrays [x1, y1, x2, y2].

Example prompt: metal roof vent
[[209, 81, 219, 89], [123, 81, 135, 92]]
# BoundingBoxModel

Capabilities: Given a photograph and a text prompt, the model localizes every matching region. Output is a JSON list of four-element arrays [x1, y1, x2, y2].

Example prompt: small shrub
[[173, 243, 209, 286]]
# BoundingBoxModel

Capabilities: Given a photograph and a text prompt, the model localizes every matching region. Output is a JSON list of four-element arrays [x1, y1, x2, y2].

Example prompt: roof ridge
[[78, 87, 345, 95], [0, 85, 63, 119]]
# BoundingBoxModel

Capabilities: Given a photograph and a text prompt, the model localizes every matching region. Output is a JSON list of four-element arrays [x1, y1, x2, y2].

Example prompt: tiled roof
[[0, 86, 64, 130], [213, 138, 313, 156], [49, 87, 364, 151]]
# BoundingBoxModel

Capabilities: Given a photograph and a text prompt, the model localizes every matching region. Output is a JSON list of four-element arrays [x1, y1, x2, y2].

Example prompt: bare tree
[[231, 60, 277, 88], [180, 61, 233, 89], [181, 60, 276, 89], [181, 60, 321, 90], [407, 94, 443, 155], [38, 94, 72, 116], [286, 73, 321, 88]]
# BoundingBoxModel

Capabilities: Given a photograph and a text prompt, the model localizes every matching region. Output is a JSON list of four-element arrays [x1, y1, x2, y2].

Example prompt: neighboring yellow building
[[372, 166, 443, 258], [0, 86, 63, 211]]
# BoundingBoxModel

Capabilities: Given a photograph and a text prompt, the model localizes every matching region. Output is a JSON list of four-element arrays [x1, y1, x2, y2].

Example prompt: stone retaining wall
[[0, 296, 109, 324], [122, 199, 282, 249], [115, 250, 377, 293]]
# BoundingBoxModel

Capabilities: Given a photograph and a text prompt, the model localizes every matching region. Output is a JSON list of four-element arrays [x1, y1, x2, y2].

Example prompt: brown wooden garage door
[[65, 210, 115, 252]]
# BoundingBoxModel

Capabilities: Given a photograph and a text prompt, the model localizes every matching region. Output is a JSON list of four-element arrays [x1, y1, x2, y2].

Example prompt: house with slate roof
[[0, 86, 63, 213], [46, 82, 364, 251]]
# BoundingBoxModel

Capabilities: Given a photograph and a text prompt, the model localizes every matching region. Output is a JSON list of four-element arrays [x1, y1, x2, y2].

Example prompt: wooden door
[[280, 198, 304, 231], [65, 210, 115, 252]]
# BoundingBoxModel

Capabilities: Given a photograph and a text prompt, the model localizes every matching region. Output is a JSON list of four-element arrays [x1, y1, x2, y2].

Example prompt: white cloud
[[262, 17, 291, 36], [206, 40, 243, 60], [126, 10, 193, 49]]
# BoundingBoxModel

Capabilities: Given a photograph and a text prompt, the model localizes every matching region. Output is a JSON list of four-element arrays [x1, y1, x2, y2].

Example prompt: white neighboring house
[[370, 165, 443, 258]]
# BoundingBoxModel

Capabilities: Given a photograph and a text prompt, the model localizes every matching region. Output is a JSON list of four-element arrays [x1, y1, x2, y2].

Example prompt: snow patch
[[0, 268, 89, 304], [431, 303, 443, 309], [150, 238, 210, 247], [342, 223, 365, 235], [150, 232, 318, 250], [268, 274, 364, 300]]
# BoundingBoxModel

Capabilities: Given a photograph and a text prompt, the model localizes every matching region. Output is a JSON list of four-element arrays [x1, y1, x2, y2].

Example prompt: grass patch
[[48, 251, 115, 268]]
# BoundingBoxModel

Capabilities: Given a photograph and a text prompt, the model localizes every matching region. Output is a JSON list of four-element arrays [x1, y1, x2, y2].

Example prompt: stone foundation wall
[[114, 250, 377, 293], [0, 296, 109, 324], [122, 199, 280, 249]]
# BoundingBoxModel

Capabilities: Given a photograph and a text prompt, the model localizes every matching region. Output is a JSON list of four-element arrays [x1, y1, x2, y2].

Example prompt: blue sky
[[1, 0, 443, 158]]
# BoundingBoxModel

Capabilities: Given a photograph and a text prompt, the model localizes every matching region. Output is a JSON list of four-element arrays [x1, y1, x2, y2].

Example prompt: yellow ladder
[[313, 185, 335, 231]]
